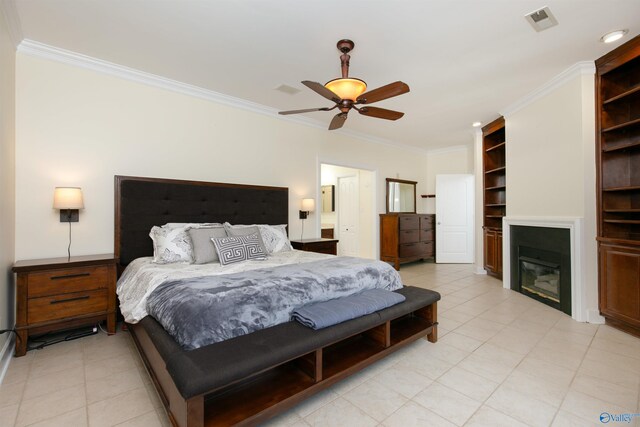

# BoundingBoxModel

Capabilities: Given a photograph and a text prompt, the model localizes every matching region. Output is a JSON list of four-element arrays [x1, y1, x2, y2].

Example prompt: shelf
[[485, 185, 506, 191], [604, 219, 640, 224], [323, 335, 385, 379], [602, 117, 640, 133], [485, 215, 505, 218], [604, 84, 640, 104], [485, 142, 505, 152], [602, 140, 640, 152], [604, 209, 640, 213], [420, 194, 436, 198], [485, 166, 506, 174], [603, 185, 640, 192], [204, 362, 315, 426], [390, 315, 432, 346], [485, 203, 506, 207]]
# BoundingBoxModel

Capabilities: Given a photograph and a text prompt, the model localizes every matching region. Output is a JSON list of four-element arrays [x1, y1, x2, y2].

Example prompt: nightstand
[[290, 238, 339, 255], [12, 254, 117, 356]]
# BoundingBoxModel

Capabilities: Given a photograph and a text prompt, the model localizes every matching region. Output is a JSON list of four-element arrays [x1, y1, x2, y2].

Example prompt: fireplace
[[510, 226, 571, 315]]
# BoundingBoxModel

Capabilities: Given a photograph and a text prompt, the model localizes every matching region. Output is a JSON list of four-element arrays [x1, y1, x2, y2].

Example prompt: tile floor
[[1, 262, 640, 426]]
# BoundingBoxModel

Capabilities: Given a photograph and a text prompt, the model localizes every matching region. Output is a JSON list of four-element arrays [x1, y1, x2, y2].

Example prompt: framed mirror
[[386, 178, 417, 213], [321, 185, 335, 212]]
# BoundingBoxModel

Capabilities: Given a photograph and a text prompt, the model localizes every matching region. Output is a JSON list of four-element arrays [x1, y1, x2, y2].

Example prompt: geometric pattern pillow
[[224, 223, 292, 254], [211, 233, 267, 266]]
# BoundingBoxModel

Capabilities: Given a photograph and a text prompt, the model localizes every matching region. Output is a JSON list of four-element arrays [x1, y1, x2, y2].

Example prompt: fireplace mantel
[[502, 216, 593, 322]]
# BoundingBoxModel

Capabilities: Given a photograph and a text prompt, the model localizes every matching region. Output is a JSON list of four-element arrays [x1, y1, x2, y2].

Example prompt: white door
[[435, 174, 475, 263], [337, 175, 359, 257]]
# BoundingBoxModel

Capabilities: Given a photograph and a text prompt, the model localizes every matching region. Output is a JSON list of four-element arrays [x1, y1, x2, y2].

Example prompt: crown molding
[[426, 143, 470, 155], [17, 39, 429, 154], [500, 61, 596, 118], [0, 0, 23, 48]]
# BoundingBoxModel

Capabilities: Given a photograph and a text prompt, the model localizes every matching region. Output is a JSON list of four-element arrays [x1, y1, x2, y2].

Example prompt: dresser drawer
[[27, 266, 110, 298], [399, 229, 419, 244], [27, 289, 109, 324], [420, 229, 434, 242], [400, 242, 433, 258], [399, 215, 419, 230], [420, 215, 435, 230]]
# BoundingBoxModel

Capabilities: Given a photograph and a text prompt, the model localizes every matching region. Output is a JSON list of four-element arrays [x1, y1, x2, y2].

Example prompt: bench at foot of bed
[[128, 286, 439, 427]]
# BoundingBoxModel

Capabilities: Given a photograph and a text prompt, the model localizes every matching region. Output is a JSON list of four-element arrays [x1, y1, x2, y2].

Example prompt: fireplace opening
[[520, 256, 561, 309], [510, 226, 571, 315]]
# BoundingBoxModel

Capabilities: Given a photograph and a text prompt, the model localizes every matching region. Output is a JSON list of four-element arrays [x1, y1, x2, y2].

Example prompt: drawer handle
[[50, 272, 91, 280], [50, 295, 90, 304]]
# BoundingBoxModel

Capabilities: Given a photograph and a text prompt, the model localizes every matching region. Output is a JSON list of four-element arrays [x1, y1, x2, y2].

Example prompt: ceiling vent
[[525, 6, 558, 32], [275, 84, 301, 95]]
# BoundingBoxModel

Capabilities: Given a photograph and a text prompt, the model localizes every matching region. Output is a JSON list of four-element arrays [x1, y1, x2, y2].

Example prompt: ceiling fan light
[[325, 78, 367, 101]]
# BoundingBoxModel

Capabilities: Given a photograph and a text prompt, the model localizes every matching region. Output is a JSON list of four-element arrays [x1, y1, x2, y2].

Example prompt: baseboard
[[474, 266, 487, 275], [586, 309, 605, 324], [0, 334, 15, 386]]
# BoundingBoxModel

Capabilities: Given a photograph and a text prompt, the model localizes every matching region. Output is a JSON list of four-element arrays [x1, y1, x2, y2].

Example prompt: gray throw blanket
[[291, 289, 406, 330], [146, 257, 402, 350]]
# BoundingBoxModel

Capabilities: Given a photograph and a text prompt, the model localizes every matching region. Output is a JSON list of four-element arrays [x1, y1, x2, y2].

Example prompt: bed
[[114, 175, 440, 427]]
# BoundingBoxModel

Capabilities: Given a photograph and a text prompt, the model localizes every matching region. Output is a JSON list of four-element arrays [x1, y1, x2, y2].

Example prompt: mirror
[[386, 178, 417, 213], [321, 185, 335, 213]]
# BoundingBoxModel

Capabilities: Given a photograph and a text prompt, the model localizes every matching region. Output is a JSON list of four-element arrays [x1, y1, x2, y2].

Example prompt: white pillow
[[150, 223, 221, 264], [223, 223, 292, 254]]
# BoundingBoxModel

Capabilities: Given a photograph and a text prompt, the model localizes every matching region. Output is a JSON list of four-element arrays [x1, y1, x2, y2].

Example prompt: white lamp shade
[[53, 187, 84, 209], [301, 198, 315, 212]]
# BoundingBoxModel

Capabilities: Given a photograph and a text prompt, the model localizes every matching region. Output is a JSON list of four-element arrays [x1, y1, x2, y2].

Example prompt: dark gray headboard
[[114, 175, 288, 267]]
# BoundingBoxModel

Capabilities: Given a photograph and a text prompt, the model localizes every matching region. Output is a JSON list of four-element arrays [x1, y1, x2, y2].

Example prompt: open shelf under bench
[[130, 300, 438, 427]]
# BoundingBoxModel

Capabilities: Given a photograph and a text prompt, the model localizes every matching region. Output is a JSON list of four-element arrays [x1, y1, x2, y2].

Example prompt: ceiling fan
[[278, 39, 410, 130]]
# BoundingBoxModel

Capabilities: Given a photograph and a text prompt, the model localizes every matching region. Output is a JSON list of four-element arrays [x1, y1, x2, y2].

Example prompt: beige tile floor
[[1, 261, 640, 426]]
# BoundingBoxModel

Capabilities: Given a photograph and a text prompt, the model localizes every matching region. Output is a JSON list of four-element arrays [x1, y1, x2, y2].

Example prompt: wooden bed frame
[[114, 175, 438, 427]]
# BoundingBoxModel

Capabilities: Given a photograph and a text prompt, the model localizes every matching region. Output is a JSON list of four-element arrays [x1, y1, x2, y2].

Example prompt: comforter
[[146, 256, 402, 350]]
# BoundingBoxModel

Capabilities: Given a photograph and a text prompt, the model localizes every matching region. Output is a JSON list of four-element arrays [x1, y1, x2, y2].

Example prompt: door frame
[[317, 159, 379, 259]]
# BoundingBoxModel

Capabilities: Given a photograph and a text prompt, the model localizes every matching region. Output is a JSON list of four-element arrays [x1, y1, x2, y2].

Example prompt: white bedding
[[117, 249, 333, 323]]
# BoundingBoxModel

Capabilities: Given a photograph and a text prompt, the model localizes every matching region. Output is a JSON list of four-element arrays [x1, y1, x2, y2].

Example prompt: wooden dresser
[[380, 214, 435, 270], [12, 254, 117, 356]]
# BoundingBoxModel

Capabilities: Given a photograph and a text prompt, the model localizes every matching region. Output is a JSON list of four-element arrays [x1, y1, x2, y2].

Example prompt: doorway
[[320, 163, 376, 259]]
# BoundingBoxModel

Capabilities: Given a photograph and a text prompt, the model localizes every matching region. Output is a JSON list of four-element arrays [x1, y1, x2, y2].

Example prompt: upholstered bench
[[130, 286, 439, 427]]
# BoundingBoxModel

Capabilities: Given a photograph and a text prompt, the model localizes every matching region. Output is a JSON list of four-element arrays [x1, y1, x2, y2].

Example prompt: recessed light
[[601, 30, 628, 44], [472, 122, 482, 128]]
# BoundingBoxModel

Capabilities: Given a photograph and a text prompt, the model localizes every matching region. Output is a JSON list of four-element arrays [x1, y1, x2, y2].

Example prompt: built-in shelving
[[596, 35, 640, 337], [482, 116, 506, 279]]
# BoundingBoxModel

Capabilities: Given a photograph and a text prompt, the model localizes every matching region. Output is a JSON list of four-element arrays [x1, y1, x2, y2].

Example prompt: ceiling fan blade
[[328, 113, 348, 130], [358, 106, 404, 121], [302, 81, 341, 103], [279, 107, 331, 115], [356, 81, 410, 104]]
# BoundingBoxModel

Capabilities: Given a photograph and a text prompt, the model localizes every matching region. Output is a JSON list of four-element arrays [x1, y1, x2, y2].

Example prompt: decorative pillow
[[211, 233, 267, 265], [224, 223, 292, 254], [188, 226, 228, 264], [224, 225, 268, 255], [150, 223, 221, 264]]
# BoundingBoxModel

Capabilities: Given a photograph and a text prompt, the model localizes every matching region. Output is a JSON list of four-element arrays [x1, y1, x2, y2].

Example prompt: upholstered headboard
[[114, 175, 289, 268]]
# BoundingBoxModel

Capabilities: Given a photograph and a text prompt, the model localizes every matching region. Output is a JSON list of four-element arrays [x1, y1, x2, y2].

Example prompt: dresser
[[380, 214, 435, 270], [12, 254, 117, 356]]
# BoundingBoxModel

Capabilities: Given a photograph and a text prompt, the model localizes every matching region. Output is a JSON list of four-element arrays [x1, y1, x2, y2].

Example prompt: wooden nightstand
[[12, 254, 117, 357], [290, 238, 339, 255]]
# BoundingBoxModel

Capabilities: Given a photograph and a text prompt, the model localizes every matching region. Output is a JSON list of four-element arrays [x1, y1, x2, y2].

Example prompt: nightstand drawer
[[306, 242, 336, 254], [27, 266, 110, 298], [27, 289, 109, 324]]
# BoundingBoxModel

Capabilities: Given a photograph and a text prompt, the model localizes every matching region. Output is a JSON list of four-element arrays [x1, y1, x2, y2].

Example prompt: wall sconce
[[299, 198, 315, 219], [53, 187, 84, 260], [299, 198, 315, 240]]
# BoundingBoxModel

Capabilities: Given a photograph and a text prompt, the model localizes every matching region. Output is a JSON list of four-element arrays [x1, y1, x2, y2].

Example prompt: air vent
[[525, 6, 558, 32], [275, 84, 301, 95]]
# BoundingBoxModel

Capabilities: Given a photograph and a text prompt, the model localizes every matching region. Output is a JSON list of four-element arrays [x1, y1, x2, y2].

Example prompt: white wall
[[14, 53, 429, 260], [0, 9, 16, 363], [424, 145, 473, 214], [505, 70, 598, 320]]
